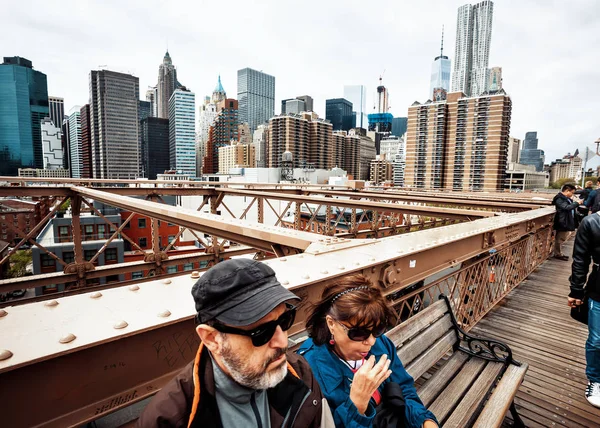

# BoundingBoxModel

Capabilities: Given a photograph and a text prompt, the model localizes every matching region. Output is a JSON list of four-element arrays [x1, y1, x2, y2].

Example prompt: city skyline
[[3, 0, 599, 166]]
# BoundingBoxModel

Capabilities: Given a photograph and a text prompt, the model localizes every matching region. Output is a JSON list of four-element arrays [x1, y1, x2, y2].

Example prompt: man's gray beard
[[219, 335, 288, 390]]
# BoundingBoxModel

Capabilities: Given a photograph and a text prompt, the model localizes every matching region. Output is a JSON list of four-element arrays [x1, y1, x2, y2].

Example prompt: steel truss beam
[[0, 207, 555, 427]]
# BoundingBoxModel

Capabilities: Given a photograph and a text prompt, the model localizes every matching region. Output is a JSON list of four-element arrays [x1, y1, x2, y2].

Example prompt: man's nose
[[269, 325, 288, 348]]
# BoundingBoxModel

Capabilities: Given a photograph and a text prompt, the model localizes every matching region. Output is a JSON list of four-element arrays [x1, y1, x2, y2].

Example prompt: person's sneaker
[[553, 255, 569, 261], [586, 382, 600, 407]]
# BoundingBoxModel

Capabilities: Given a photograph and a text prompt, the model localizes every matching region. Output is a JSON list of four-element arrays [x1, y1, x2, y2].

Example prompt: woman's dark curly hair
[[305, 273, 397, 345]]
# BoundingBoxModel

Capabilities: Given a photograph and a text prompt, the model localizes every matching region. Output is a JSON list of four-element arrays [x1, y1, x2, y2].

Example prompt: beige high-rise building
[[370, 154, 393, 184], [266, 112, 333, 169], [218, 142, 256, 173], [349, 128, 376, 181], [406, 90, 512, 191], [332, 131, 360, 179], [507, 136, 521, 163]]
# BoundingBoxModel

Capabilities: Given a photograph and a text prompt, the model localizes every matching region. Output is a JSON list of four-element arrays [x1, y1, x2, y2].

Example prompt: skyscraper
[[41, 118, 63, 170], [296, 96, 313, 112], [48, 96, 65, 128], [79, 104, 92, 178], [197, 77, 227, 175], [157, 51, 179, 119], [488, 66, 502, 91], [376, 77, 389, 114], [168, 88, 196, 176], [0, 56, 49, 175], [452, 1, 494, 97], [507, 136, 520, 164], [430, 28, 451, 100], [66, 106, 82, 178], [391, 117, 408, 138], [203, 99, 239, 174], [325, 98, 355, 131], [518, 132, 545, 172], [405, 90, 511, 191], [282, 99, 306, 115], [237, 68, 275, 132], [146, 87, 157, 117], [89, 70, 140, 179], [343, 85, 368, 129], [141, 117, 169, 179]]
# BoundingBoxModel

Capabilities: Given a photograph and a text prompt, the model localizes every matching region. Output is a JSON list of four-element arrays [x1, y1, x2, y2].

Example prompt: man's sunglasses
[[213, 305, 297, 347], [334, 319, 387, 342]]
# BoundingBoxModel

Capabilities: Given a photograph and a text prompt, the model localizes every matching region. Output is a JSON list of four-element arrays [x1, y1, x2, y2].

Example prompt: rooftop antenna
[[440, 25, 444, 57]]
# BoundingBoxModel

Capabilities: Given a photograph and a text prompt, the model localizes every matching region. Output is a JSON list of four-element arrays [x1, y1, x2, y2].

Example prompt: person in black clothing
[[552, 183, 580, 260], [569, 212, 600, 407], [577, 181, 595, 202]]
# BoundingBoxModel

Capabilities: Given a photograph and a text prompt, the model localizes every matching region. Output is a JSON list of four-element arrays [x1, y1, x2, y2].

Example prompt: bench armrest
[[439, 294, 521, 367]]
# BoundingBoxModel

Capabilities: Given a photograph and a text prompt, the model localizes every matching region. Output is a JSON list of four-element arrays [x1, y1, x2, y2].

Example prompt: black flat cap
[[191, 258, 300, 327]]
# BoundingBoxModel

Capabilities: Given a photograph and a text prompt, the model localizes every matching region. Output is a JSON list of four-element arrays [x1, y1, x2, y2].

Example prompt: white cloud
[[5, 0, 599, 164]]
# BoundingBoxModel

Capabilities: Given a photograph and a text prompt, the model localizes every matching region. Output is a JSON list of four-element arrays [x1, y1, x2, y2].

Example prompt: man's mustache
[[264, 347, 287, 368]]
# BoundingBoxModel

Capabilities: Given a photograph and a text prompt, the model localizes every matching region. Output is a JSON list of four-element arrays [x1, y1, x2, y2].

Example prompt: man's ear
[[196, 324, 222, 354]]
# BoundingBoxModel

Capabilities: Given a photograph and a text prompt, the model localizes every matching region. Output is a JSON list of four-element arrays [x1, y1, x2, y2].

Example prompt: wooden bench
[[386, 295, 528, 428]]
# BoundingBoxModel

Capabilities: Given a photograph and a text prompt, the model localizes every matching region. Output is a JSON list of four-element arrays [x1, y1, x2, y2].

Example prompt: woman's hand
[[349, 354, 392, 414]]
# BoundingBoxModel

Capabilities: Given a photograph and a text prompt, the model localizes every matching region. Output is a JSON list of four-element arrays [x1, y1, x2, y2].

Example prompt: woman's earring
[[329, 334, 335, 345]]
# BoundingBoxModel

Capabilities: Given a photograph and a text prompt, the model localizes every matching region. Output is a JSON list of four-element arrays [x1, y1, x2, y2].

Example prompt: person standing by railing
[[552, 183, 580, 261], [568, 211, 600, 407]]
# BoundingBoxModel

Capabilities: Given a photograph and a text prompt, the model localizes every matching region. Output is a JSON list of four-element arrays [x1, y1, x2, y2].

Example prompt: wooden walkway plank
[[471, 239, 600, 427]]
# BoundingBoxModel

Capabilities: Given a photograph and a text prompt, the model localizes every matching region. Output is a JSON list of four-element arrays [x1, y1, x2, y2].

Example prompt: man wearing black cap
[[138, 259, 332, 427]]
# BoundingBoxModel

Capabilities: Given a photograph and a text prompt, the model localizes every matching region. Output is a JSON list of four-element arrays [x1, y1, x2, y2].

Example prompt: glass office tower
[[0, 57, 49, 175]]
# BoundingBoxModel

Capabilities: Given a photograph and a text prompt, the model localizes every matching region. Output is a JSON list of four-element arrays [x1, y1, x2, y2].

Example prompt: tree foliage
[[8, 250, 32, 278]]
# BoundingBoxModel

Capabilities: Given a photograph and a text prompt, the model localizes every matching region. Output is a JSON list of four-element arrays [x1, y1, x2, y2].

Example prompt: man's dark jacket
[[552, 192, 579, 231], [137, 343, 325, 428], [570, 213, 600, 303]]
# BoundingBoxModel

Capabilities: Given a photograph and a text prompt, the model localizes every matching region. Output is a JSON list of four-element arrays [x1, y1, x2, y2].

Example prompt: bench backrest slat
[[406, 330, 456, 380], [398, 314, 453, 367], [387, 299, 448, 346]]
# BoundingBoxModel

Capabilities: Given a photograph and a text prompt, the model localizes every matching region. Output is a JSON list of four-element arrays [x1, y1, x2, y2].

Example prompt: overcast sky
[[5, 0, 600, 165]]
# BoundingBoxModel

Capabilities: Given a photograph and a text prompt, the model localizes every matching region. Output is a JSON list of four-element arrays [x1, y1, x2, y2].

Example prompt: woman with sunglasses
[[298, 274, 438, 428]]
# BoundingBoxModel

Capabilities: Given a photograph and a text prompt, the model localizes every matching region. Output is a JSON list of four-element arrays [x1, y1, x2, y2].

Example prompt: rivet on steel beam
[[114, 320, 128, 329], [281, 280, 290, 286], [191, 271, 200, 279], [59, 333, 76, 344], [129, 285, 140, 291], [354, 262, 360, 266], [338, 266, 346, 270], [0, 309, 7, 318], [0, 349, 13, 361], [297, 255, 303, 258], [162, 279, 172, 285], [321, 270, 329, 274], [90, 292, 102, 299], [280, 258, 287, 262], [45, 300, 59, 307], [302, 274, 310, 280], [370, 258, 376, 262], [158, 310, 171, 318]]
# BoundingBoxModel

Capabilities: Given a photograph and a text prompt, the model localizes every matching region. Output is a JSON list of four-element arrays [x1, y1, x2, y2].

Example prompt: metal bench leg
[[510, 401, 525, 428]]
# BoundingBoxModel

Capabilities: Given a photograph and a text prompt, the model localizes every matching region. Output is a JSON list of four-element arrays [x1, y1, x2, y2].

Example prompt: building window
[[84, 249, 96, 261], [84, 225, 94, 234], [63, 251, 75, 264], [139, 237, 147, 248], [167, 265, 178, 274], [132, 271, 143, 279], [105, 248, 117, 261], [97, 224, 106, 239], [107, 275, 119, 283], [138, 218, 146, 228], [183, 263, 193, 271], [168, 235, 175, 244], [41, 254, 55, 267]]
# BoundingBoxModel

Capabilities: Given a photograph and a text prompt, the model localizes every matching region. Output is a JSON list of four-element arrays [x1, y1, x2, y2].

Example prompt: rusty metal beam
[[70, 186, 325, 254], [215, 188, 495, 220], [0, 207, 555, 427], [0, 247, 255, 296]]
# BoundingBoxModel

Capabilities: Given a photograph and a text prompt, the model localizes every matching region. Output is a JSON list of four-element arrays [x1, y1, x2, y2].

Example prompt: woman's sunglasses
[[334, 319, 387, 342], [213, 305, 297, 347]]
